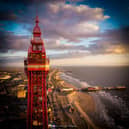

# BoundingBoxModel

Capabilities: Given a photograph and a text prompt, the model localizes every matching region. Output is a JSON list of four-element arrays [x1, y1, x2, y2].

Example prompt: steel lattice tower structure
[[24, 16, 49, 129]]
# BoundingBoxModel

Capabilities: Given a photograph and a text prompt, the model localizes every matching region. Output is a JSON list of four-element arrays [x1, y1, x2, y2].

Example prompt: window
[[33, 45, 36, 51], [35, 37, 41, 42], [33, 45, 42, 51], [38, 45, 42, 51]]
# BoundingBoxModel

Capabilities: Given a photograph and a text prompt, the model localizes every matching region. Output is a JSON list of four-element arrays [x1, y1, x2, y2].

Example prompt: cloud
[[0, 56, 24, 67], [0, 0, 64, 4], [47, 3, 109, 21], [39, 3, 109, 41], [0, 31, 29, 52], [0, 11, 17, 21], [86, 26, 129, 55], [0, 2, 109, 54], [45, 39, 87, 51], [0, 1, 129, 66], [0, 2, 108, 41], [103, 26, 129, 44], [0, 56, 23, 63], [49, 50, 89, 59], [2, 1, 128, 65]]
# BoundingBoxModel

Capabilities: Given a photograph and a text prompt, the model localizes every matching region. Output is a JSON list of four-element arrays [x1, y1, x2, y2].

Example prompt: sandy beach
[[49, 70, 100, 129]]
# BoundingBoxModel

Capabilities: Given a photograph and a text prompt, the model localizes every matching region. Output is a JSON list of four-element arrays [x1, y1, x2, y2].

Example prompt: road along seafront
[[47, 69, 100, 129]]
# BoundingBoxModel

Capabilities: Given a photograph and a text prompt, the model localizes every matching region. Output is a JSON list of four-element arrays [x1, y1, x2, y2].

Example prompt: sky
[[0, 0, 129, 67]]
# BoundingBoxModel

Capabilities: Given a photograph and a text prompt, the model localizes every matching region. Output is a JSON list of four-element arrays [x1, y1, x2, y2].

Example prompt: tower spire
[[35, 15, 39, 24], [33, 16, 41, 36]]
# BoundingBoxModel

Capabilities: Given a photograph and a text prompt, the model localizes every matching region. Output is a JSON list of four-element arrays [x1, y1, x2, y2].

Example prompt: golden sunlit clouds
[[106, 45, 128, 54], [114, 47, 125, 54]]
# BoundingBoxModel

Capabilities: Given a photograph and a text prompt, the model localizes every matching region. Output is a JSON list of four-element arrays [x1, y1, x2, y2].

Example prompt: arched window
[[38, 45, 42, 51], [33, 45, 36, 51]]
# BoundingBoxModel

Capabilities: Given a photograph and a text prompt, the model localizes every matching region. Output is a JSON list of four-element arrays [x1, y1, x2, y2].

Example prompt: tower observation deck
[[24, 16, 49, 129]]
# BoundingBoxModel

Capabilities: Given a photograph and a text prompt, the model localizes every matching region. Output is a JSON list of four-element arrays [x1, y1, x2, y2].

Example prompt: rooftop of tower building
[[33, 16, 41, 35]]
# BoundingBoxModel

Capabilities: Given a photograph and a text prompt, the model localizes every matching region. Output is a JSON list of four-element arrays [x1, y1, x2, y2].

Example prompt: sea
[[58, 66, 129, 129]]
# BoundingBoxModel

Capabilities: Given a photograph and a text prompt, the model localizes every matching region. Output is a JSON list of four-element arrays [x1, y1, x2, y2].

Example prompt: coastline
[[55, 70, 99, 129], [48, 68, 129, 129]]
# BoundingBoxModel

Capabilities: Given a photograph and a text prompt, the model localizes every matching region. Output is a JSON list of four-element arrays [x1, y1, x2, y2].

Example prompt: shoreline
[[55, 70, 99, 129], [58, 71, 127, 91]]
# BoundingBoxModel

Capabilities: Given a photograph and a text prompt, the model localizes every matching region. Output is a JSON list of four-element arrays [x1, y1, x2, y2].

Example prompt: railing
[[31, 39, 43, 44], [27, 58, 49, 64]]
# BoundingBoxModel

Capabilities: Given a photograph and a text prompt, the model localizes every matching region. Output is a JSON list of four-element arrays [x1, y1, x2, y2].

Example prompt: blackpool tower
[[24, 16, 49, 129]]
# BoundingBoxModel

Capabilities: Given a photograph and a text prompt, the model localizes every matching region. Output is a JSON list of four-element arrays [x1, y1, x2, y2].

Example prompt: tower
[[24, 16, 49, 129]]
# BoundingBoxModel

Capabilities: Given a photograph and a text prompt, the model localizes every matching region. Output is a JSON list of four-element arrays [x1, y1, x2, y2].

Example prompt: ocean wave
[[98, 91, 129, 119], [89, 92, 115, 128], [60, 72, 90, 88], [90, 91, 129, 129]]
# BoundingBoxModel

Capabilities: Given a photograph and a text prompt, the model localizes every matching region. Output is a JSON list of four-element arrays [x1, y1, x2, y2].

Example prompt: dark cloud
[[0, 31, 29, 52], [102, 26, 129, 44], [0, 0, 65, 5], [0, 11, 17, 21], [86, 26, 129, 55], [0, 56, 23, 63], [0, 56, 24, 67]]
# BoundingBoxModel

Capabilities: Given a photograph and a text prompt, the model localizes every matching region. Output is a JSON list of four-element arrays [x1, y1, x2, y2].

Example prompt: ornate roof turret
[[33, 16, 41, 36], [31, 16, 45, 52]]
